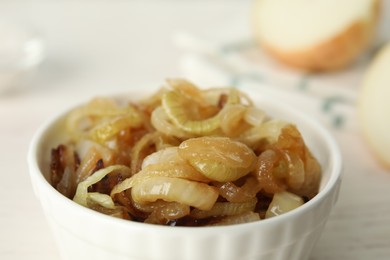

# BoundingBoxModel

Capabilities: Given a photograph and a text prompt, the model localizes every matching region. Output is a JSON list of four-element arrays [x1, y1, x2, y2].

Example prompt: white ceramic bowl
[[28, 89, 342, 260]]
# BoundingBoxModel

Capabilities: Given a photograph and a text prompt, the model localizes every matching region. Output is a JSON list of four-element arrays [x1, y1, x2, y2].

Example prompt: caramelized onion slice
[[87, 192, 116, 209], [66, 98, 143, 141], [190, 197, 257, 219], [255, 149, 286, 194], [216, 176, 261, 203], [244, 107, 266, 126], [89, 113, 143, 143], [141, 147, 183, 169], [237, 119, 289, 147], [220, 104, 250, 137], [111, 162, 211, 196], [73, 165, 131, 207], [144, 201, 190, 224], [265, 191, 304, 218], [131, 177, 218, 210], [151, 106, 194, 139], [209, 211, 260, 226], [166, 78, 205, 105], [162, 90, 221, 135], [179, 137, 256, 182]]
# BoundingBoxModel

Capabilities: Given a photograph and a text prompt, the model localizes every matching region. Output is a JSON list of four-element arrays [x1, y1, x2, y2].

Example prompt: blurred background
[[0, 0, 256, 97], [1, 1, 389, 260]]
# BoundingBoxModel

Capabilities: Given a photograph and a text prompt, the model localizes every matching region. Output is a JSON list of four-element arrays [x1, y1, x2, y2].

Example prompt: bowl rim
[[27, 89, 342, 235]]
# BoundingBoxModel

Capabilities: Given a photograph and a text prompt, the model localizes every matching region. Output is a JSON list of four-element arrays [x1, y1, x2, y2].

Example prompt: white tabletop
[[1, 1, 389, 260]]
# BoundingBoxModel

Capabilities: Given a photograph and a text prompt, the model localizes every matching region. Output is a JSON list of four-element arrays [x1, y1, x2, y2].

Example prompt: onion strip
[[190, 197, 257, 219], [111, 162, 211, 196], [73, 165, 131, 207], [131, 176, 218, 210]]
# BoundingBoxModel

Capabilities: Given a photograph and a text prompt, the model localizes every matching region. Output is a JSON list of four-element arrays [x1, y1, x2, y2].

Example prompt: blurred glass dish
[[0, 21, 45, 94]]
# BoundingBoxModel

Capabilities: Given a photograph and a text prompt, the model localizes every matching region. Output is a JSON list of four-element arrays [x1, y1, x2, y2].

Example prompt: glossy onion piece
[[111, 162, 211, 196], [201, 87, 253, 107], [209, 211, 260, 226], [75, 146, 103, 183], [131, 176, 219, 210], [166, 78, 206, 105], [179, 137, 256, 182], [89, 113, 143, 143], [141, 147, 184, 169], [161, 90, 221, 135], [244, 107, 266, 126], [50, 144, 79, 198], [73, 165, 132, 207], [131, 199, 172, 213], [255, 149, 286, 194], [220, 104, 250, 137], [190, 197, 257, 219], [151, 106, 194, 139], [291, 150, 321, 199], [144, 201, 190, 224], [237, 119, 289, 147], [75, 140, 114, 165], [274, 125, 321, 199], [265, 191, 304, 218], [130, 132, 159, 174], [87, 192, 116, 209], [283, 150, 305, 190], [66, 98, 143, 141], [216, 176, 261, 203]]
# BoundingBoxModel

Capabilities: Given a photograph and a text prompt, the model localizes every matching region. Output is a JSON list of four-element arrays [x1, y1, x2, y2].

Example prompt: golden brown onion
[[265, 191, 304, 218], [209, 211, 260, 226], [162, 90, 221, 135], [131, 176, 218, 210], [190, 197, 257, 219], [179, 137, 256, 182], [111, 162, 211, 196]]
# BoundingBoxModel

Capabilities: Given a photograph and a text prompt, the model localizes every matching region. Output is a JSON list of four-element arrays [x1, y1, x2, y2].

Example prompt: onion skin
[[253, 0, 381, 71]]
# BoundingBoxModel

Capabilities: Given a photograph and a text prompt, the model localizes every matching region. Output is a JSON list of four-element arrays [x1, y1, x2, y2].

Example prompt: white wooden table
[[0, 1, 389, 260]]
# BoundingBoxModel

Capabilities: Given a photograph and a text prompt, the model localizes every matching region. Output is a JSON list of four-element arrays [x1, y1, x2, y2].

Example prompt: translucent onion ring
[[178, 137, 256, 182], [151, 106, 194, 139], [161, 90, 221, 135], [144, 201, 190, 224], [131, 176, 219, 210], [216, 176, 261, 203], [89, 113, 143, 143], [141, 147, 184, 169], [87, 192, 116, 209], [73, 165, 132, 207], [130, 132, 160, 174], [190, 197, 257, 219], [166, 78, 205, 105], [219, 104, 250, 137], [237, 120, 289, 147], [66, 98, 143, 141], [208, 211, 260, 226], [255, 149, 286, 194], [111, 162, 211, 196]]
